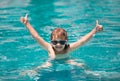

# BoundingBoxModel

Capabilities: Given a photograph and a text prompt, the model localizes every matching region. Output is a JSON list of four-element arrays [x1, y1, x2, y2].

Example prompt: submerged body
[[55, 51, 70, 59]]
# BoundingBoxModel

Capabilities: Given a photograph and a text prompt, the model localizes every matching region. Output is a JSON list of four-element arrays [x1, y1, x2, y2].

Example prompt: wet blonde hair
[[51, 28, 68, 40]]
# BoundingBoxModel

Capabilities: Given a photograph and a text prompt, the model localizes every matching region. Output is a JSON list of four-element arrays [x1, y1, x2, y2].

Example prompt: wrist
[[24, 21, 29, 26], [93, 27, 97, 34]]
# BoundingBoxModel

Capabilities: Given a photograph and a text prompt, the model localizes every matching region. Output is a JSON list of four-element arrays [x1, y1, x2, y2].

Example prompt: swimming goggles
[[51, 40, 67, 45]]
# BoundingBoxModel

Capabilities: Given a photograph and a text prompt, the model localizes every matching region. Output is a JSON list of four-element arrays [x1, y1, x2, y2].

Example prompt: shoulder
[[65, 44, 70, 49], [67, 43, 78, 52]]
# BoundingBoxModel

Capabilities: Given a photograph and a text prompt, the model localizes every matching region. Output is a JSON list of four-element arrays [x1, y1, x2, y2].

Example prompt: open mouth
[[55, 46, 63, 48]]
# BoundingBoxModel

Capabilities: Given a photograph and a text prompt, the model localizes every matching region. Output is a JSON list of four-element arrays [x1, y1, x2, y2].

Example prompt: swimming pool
[[0, 0, 120, 81]]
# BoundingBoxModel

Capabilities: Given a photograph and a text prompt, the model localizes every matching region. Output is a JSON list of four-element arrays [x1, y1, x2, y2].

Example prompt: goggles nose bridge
[[51, 40, 67, 45]]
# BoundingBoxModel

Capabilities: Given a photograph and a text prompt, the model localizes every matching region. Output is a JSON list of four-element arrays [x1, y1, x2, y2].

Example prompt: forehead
[[51, 28, 68, 40], [52, 34, 66, 40]]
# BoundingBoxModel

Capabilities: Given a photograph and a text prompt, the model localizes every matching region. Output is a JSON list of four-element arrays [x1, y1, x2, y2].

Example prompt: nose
[[56, 43, 61, 46]]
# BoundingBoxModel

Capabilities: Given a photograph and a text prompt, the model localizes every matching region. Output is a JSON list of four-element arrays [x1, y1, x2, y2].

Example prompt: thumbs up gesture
[[95, 20, 103, 32], [20, 14, 28, 25]]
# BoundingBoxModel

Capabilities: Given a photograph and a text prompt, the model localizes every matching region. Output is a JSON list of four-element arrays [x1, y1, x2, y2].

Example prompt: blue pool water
[[0, 0, 120, 81]]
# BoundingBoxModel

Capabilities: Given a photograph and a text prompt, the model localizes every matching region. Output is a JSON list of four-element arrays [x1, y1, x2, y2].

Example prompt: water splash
[[20, 70, 40, 81]]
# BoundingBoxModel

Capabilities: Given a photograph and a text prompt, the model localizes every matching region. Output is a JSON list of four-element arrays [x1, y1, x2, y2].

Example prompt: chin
[[55, 48, 64, 52]]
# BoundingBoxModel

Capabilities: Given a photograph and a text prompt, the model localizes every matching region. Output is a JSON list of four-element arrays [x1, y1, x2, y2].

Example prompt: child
[[20, 14, 103, 69]]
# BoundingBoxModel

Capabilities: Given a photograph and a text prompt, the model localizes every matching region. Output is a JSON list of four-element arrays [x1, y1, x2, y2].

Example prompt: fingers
[[96, 20, 99, 26], [99, 25, 102, 27], [20, 17, 23, 20], [20, 17, 24, 23]]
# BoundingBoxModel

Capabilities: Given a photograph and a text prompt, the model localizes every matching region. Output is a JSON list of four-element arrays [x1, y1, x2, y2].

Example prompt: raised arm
[[69, 20, 103, 51], [20, 14, 50, 50]]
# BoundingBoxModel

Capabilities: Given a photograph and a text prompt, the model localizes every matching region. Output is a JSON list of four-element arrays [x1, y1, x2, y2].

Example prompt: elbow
[[80, 37, 90, 44], [49, 53, 56, 60], [49, 55, 55, 60]]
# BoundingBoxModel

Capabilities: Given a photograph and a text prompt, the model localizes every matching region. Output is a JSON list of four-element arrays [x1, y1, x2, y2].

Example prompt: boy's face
[[51, 39, 67, 52], [51, 28, 68, 52]]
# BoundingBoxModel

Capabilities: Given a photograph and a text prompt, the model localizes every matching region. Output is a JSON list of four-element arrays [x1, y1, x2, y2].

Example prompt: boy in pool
[[20, 14, 103, 69]]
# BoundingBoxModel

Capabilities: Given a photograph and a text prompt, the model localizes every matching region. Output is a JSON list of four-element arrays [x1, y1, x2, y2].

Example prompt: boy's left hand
[[20, 14, 28, 25], [95, 20, 103, 32]]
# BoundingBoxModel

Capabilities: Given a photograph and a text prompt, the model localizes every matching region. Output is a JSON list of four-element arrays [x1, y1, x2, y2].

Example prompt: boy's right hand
[[20, 14, 28, 25]]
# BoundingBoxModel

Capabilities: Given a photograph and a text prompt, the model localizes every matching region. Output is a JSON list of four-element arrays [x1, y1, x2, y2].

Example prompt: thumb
[[96, 20, 99, 26], [24, 14, 28, 19], [23, 14, 28, 24]]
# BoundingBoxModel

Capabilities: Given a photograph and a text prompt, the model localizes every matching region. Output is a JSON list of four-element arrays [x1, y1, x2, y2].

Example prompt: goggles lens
[[51, 40, 67, 45]]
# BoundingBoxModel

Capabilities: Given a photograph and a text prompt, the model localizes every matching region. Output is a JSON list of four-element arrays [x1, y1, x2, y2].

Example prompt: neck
[[55, 50, 66, 54]]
